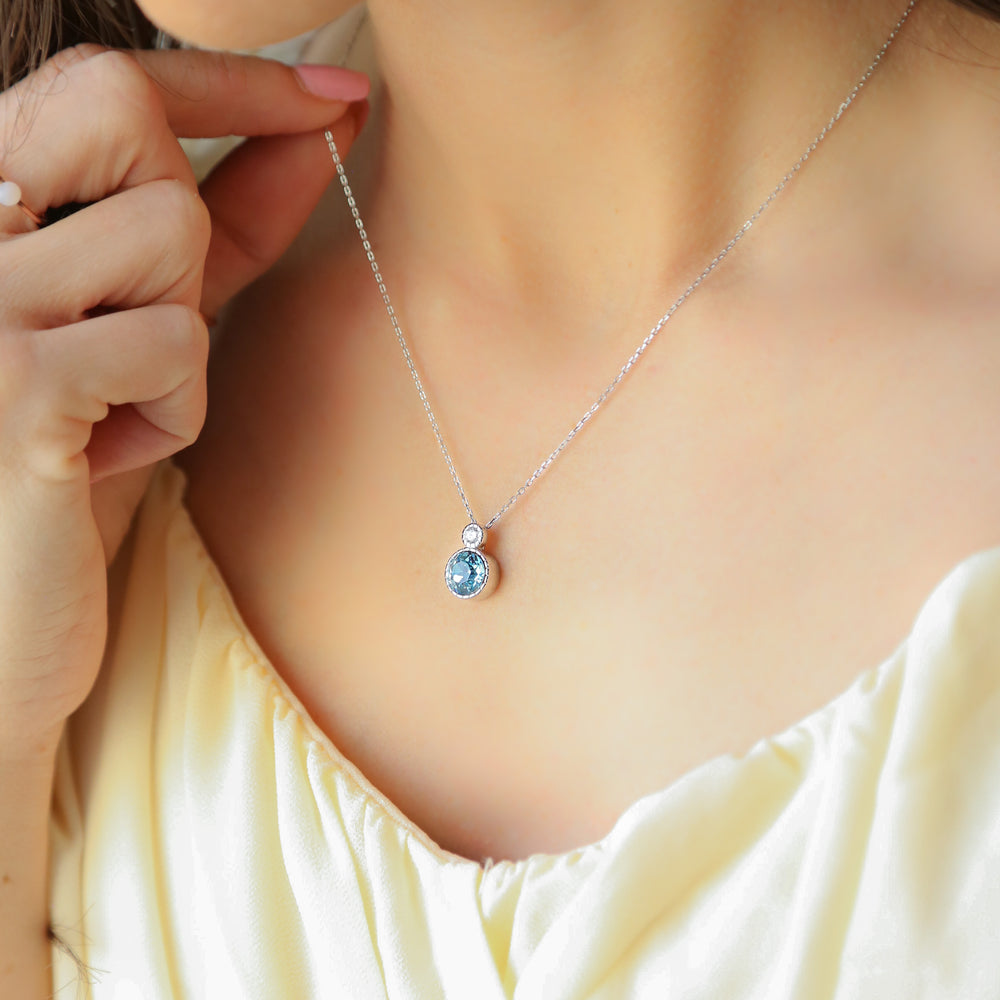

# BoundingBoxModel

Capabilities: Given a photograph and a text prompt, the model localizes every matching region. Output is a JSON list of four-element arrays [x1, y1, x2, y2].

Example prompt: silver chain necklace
[[324, 0, 918, 601]]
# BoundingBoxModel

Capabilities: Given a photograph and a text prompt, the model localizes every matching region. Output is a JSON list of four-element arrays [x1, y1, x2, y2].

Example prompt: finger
[[131, 49, 369, 138], [34, 302, 208, 411], [0, 178, 46, 237], [0, 45, 198, 218], [85, 396, 199, 484], [0, 46, 368, 225], [0, 177, 211, 326], [199, 103, 365, 323], [30, 303, 209, 482], [90, 463, 159, 565]]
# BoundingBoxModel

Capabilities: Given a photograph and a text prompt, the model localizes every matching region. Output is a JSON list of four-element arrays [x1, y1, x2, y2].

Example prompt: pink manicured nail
[[293, 64, 370, 102]]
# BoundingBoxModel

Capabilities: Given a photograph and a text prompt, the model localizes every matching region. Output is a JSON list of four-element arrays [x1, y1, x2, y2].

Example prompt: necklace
[[324, 1, 918, 601]]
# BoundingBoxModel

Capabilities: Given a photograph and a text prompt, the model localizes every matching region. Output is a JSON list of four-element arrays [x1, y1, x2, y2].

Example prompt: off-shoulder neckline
[[155, 454, 999, 878]]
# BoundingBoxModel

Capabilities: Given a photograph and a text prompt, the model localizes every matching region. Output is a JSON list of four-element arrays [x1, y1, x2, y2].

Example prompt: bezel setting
[[461, 522, 485, 548]]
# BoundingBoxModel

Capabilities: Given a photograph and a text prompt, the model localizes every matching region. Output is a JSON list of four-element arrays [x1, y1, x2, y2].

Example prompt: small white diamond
[[462, 523, 484, 547], [0, 180, 22, 207]]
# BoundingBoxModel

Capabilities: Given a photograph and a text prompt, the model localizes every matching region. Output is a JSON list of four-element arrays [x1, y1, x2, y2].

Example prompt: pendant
[[444, 522, 499, 599]]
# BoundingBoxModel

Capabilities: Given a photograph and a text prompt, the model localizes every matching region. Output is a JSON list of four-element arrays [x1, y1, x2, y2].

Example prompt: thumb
[[197, 100, 367, 325]]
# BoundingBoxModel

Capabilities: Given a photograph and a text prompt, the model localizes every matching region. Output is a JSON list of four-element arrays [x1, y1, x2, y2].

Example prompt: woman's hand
[[0, 44, 367, 752]]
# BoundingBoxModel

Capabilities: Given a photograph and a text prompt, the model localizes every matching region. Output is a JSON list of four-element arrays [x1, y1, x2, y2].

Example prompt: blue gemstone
[[446, 549, 488, 598]]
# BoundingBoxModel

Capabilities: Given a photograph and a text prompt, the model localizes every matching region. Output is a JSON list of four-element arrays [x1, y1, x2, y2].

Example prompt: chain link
[[325, 0, 918, 533]]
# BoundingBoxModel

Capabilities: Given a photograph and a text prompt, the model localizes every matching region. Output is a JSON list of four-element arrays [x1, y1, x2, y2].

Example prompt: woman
[[2, 0, 999, 996]]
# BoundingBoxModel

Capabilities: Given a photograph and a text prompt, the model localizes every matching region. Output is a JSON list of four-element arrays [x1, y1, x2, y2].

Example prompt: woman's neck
[[360, 0, 928, 345]]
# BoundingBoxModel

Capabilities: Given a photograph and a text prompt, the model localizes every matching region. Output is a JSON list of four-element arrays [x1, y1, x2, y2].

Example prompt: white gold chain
[[324, 0, 918, 587]]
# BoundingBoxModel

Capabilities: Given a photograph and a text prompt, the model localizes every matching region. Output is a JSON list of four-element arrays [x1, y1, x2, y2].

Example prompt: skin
[[139, 0, 1000, 863], [0, 44, 367, 997]]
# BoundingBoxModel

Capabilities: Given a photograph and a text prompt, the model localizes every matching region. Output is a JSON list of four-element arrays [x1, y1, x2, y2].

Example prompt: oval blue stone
[[445, 549, 488, 598]]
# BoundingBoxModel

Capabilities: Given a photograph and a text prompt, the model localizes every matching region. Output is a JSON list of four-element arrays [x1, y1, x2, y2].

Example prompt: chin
[[134, 0, 330, 50]]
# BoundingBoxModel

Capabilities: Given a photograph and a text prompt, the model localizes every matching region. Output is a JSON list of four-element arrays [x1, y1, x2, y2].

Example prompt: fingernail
[[293, 64, 370, 102]]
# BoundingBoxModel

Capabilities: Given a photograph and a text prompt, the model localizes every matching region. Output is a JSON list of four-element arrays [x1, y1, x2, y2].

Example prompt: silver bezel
[[461, 522, 486, 548]]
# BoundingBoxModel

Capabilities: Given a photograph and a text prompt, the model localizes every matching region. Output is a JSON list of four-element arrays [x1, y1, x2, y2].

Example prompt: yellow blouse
[[48, 454, 1000, 998]]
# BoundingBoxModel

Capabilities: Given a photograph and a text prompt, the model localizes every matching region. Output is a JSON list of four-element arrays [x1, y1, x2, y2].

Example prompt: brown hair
[[1, 0, 175, 92]]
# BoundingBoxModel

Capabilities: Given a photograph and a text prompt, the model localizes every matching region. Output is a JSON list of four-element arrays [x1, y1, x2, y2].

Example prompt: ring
[[0, 172, 47, 228]]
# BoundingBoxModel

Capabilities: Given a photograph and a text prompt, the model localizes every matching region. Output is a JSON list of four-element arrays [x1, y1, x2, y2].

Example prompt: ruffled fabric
[[47, 455, 1000, 998]]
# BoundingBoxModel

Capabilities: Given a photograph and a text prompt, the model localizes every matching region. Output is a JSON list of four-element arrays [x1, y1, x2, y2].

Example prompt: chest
[[175, 260, 1000, 865]]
